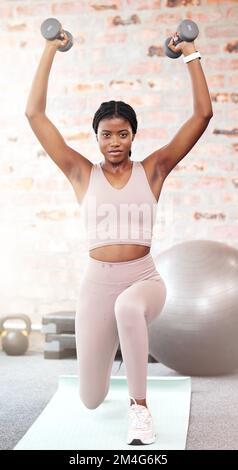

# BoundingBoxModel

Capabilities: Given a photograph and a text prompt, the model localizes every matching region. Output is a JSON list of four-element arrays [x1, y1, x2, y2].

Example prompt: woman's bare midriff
[[89, 244, 150, 262]]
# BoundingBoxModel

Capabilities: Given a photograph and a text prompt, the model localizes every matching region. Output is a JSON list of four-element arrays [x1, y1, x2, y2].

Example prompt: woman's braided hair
[[92, 100, 138, 157]]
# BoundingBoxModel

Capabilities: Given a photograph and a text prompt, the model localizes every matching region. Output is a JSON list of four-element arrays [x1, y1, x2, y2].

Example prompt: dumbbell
[[40, 17, 73, 52], [164, 19, 199, 59]]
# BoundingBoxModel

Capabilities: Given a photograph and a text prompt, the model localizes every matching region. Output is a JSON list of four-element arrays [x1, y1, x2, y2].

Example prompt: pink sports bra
[[80, 160, 158, 251]]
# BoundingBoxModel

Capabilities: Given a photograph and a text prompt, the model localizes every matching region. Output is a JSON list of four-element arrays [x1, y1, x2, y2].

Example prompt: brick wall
[[0, 0, 237, 323]]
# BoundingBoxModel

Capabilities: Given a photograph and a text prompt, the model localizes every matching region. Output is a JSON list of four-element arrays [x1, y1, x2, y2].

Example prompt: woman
[[25, 29, 213, 446]]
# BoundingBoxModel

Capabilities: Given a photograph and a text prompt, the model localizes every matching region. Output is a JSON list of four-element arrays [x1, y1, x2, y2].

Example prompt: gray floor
[[0, 351, 238, 450]]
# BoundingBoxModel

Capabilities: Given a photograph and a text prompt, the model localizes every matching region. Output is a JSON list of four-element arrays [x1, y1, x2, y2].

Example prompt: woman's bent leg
[[114, 277, 167, 400], [75, 278, 119, 409]]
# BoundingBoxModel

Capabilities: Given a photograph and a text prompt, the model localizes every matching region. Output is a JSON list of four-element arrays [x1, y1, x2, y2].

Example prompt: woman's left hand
[[168, 32, 196, 56]]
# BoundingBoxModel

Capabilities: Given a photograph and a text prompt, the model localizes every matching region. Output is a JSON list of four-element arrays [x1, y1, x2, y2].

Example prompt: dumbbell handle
[[46, 26, 64, 41], [172, 30, 195, 47], [172, 36, 183, 47]]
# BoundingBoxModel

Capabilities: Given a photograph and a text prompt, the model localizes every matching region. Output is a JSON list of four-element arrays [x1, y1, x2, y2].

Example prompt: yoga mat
[[14, 375, 191, 450]]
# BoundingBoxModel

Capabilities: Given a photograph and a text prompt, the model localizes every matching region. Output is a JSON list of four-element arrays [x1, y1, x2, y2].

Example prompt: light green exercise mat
[[14, 375, 191, 450]]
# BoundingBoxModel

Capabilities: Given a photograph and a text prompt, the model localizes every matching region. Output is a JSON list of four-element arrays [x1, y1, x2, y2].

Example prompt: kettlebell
[[0, 314, 31, 356]]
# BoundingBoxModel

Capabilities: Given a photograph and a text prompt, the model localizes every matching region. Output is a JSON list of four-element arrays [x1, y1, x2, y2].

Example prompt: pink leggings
[[75, 252, 167, 409]]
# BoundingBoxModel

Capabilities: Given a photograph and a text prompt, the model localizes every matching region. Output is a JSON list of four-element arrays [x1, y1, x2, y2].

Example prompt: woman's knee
[[79, 390, 106, 410], [78, 378, 110, 410], [114, 295, 144, 326]]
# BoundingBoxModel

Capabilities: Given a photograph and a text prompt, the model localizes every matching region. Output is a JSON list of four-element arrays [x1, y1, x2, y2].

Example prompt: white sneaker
[[126, 397, 156, 445]]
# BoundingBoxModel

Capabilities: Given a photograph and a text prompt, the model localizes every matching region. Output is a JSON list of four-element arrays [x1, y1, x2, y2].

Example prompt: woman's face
[[97, 117, 134, 162]]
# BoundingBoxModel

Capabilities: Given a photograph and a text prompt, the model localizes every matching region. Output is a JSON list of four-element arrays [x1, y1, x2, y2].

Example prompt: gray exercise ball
[[149, 240, 238, 376]]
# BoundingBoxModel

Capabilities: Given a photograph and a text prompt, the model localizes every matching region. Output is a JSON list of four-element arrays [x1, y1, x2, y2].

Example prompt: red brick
[[176, 194, 201, 205], [36, 209, 69, 221], [232, 178, 238, 189], [206, 26, 238, 38], [21, 38, 39, 49], [0, 177, 34, 191], [34, 179, 61, 191], [194, 212, 226, 221], [52, 0, 122, 16], [126, 0, 161, 9], [213, 127, 238, 137], [52, 1, 86, 15], [217, 161, 235, 172], [198, 142, 229, 157], [7, 22, 27, 33], [205, 58, 238, 71], [73, 82, 104, 93], [198, 44, 220, 55], [227, 6, 238, 19], [148, 45, 164, 57], [225, 40, 238, 53], [66, 131, 91, 142], [0, 164, 14, 175], [210, 225, 238, 240], [232, 143, 238, 153], [135, 94, 162, 107], [195, 176, 226, 189], [167, 0, 201, 5], [52, 96, 88, 110], [211, 92, 230, 103], [223, 194, 238, 204], [147, 77, 184, 91], [227, 75, 238, 88], [90, 1, 122, 11], [150, 12, 180, 24], [143, 110, 180, 125], [140, 29, 167, 41], [207, 0, 238, 3], [107, 14, 141, 27], [207, 75, 225, 87], [109, 79, 142, 90], [66, 114, 93, 127], [186, 10, 222, 24], [93, 32, 128, 43], [176, 160, 208, 173], [163, 178, 183, 189], [0, 4, 14, 18], [128, 61, 161, 75], [137, 127, 168, 140], [16, 4, 51, 17], [229, 109, 238, 121], [90, 62, 122, 75]]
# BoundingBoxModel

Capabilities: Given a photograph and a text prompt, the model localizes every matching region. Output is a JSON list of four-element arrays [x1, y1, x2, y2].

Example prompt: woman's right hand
[[45, 30, 69, 51]]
